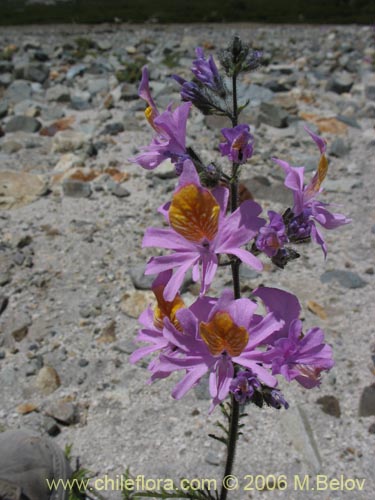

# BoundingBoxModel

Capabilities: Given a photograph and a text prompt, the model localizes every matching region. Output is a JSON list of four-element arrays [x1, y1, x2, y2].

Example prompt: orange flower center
[[152, 284, 185, 331], [199, 312, 249, 357], [169, 184, 220, 243]]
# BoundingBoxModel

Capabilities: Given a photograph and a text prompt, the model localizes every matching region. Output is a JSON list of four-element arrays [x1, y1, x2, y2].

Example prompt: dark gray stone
[[109, 183, 130, 198], [62, 179, 92, 198], [320, 270, 367, 289], [336, 114, 361, 129], [129, 264, 154, 290], [46, 84, 70, 102], [0, 295, 8, 316], [101, 122, 124, 136], [359, 384, 375, 417], [326, 72, 354, 94], [21, 63, 50, 84], [257, 102, 289, 128], [365, 83, 375, 101], [4, 116, 41, 133], [239, 83, 274, 107], [4, 80, 32, 103], [329, 137, 351, 157], [0, 101, 8, 119]]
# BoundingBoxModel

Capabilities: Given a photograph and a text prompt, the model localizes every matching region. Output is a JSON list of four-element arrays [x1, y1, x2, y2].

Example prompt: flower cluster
[[129, 38, 349, 415]]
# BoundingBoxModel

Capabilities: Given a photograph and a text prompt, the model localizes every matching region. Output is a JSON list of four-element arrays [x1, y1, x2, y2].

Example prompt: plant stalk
[[219, 71, 241, 500]]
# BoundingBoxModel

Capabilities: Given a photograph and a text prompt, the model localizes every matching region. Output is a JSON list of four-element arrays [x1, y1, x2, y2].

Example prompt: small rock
[[326, 72, 354, 94], [257, 102, 289, 128], [21, 63, 49, 83], [205, 451, 221, 466], [365, 83, 375, 101], [35, 366, 61, 395], [120, 290, 154, 319], [17, 402, 38, 415], [4, 80, 32, 103], [316, 395, 341, 418], [129, 264, 154, 290], [320, 270, 367, 289], [4, 115, 41, 133], [43, 416, 61, 436], [368, 422, 375, 434], [97, 320, 116, 344], [66, 63, 86, 80], [359, 384, 375, 417], [240, 83, 274, 107], [46, 84, 71, 102], [0, 171, 48, 209], [11, 315, 31, 342], [329, 137, 350, 157], [70, 91, 91, 110], [87, 78, 109, 95], [109, 183, 130, 198], [62, 179, 92, 198], [0, 101, 8, 119], [46, 399, 77, 425], [101, 122, 124, 136], [0, 295, 8, 316], [1, 141, 22, 154], [97, 40, 112, 51], [52, 131, 88, 153], [78, 358, 89, 367]]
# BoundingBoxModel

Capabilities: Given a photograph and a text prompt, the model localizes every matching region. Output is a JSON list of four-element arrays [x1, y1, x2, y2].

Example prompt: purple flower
[[154, 289, 284, 412], [129, 271, 186, 377], [252, 286, 301, 343], [191, 47, 222, 93], [273, 127, 351, 256], [229, 369, 262, 404], [130, 66, 191, 171], [143, 160, 265, 301], [256, 210, 288, 257], [261, 319, 334, 389], [138, 66, 159, 131], [219, 124, 254, 164], [131, 102, 191, 171]]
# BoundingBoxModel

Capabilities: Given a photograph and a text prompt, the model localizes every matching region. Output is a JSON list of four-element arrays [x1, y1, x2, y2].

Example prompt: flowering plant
[[127, 36, 350, 500]]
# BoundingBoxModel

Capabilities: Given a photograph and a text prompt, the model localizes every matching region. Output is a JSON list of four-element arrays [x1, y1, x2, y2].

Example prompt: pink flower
[[154, 289, 283, 412], [130, 66, 191, 171], [143, 160, 265, 301], [273, 126, 351, 256]]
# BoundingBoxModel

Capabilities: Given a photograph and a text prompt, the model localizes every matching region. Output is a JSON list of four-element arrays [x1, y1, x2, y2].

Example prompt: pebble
[[45, 399, 77, 425], [4, 115, 41, 133], [359, 384, 375, 417], [257, 102, 289, 128], [320, 270, 367, 289], [316, 395, 341, 418], [129, 264, 154, 290], [35, 366, 61, 395], [62, 179, 92, 198]]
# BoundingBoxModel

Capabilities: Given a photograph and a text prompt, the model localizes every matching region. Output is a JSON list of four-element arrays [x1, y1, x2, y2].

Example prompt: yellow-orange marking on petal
[[307, 154, 328, 195], [169, 184, 220, 243], [153, 284, 185, 331], [199, 312, 249, 357], [145, 105, 159, 131], [232, 134, 247, 151]]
